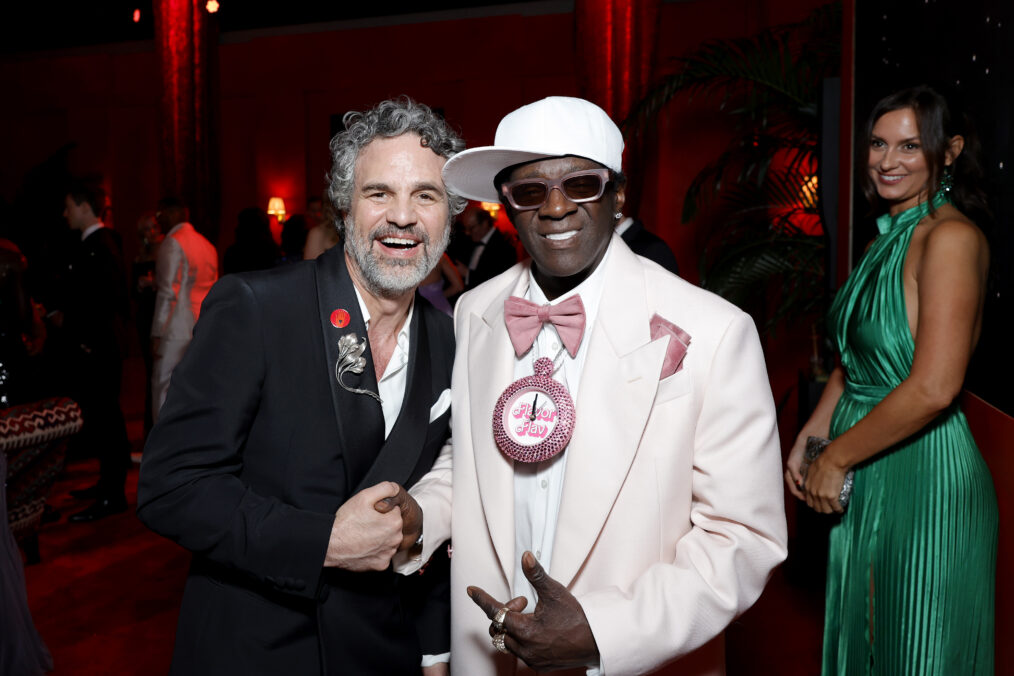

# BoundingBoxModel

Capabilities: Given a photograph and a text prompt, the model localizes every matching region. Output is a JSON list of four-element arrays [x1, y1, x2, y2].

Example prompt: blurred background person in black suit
[[50, 179, 131, 522], [461, 204, 517, 290], [616, 213, 679, 275], [222, 206, 279, 275]]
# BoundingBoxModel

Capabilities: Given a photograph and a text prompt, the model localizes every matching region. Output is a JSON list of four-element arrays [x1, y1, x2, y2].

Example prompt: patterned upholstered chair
[[1, 397, 82, 563]]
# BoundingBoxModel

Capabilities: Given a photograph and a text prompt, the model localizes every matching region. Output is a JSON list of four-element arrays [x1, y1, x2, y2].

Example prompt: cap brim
[[443, 147, 559, 203]]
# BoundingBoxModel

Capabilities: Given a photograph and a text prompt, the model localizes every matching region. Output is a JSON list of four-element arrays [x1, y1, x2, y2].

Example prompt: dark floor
[[24, 460, 187, 675]]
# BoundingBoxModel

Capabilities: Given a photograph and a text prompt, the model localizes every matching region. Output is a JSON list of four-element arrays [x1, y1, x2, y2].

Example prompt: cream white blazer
[[410, 235, 787, 676], [151, 222, 218, 342], [150, 222, 219, 419]]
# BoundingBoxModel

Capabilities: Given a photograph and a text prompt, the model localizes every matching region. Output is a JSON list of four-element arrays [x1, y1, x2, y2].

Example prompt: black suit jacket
[[137, 246, 453, 675], [466, 228, 517, 290], [63, 227, 129, 359], [620, 219, 680, 275]]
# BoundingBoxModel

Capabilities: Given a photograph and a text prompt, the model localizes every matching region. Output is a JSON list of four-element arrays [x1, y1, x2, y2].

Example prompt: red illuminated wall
[[0, 0, 832, 473], [1, 0, 827, 269], [0, 45, 161, 256], [0, 0, 830, 491], [0, 0, 833, 496]]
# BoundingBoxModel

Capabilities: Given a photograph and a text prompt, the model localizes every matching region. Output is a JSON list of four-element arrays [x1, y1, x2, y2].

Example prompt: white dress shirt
[[353, 286, 413, 438], [511, 241, 611, 608], [509, 243, 612, 675], [80, 222, 105, 241], [614, 216, 634, 237]]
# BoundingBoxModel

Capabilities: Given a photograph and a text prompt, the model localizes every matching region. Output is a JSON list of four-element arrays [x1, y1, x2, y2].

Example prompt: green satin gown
[[822, 193, 998, 675]]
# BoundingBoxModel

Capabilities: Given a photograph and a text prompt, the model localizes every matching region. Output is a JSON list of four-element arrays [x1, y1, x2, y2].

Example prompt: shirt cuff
[[392, 544, 425, 574], [421, 652, 450, 666]]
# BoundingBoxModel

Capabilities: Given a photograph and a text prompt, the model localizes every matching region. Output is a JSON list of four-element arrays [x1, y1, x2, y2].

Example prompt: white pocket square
[[429, 388, 451, 422]]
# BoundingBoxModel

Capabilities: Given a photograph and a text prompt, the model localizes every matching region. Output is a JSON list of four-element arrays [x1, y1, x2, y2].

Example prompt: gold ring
[[492, 632, 509, 654], [492, 606, 509, 632]]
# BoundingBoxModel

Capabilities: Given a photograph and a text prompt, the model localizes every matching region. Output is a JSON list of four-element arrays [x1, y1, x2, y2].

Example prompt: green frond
[[628, 1, 841, 335]]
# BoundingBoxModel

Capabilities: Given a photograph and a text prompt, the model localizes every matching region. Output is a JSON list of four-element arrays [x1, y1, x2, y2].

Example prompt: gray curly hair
[[326, 97, 467, 237]]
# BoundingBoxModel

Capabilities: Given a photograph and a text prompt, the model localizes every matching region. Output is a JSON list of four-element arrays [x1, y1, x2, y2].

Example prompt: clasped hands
[[324, 481, 422, 570], [468, 551, 599, 671], [785, 436, 848, 515]]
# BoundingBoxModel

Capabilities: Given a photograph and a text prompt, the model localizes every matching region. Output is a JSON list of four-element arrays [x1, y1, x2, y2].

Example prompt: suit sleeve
[[394, 437, 452, 576], [137, 275, 334, 600], [67, 231, 128, 350], [578, 312, 787, 675], [150, 237, 181, 338], [395, 294, 461, 575]]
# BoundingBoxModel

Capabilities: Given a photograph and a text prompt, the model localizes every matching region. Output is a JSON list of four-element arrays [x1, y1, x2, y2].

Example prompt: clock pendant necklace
[[492, 346, 576, 463]]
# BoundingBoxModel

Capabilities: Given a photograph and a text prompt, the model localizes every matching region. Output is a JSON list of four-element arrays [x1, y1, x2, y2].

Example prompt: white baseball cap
[[443, 96, 624, 203]]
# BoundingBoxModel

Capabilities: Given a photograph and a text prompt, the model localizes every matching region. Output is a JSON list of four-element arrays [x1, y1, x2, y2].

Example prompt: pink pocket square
[[650, 313, 691, 380]]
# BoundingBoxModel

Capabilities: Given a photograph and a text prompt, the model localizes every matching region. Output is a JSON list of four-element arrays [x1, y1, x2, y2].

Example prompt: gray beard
[[344, 217, 450, 299]]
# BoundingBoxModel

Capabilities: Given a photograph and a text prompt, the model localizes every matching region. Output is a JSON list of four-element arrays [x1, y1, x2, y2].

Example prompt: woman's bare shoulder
[[917, 205, 989, 274], [923, 205, 986, 247]]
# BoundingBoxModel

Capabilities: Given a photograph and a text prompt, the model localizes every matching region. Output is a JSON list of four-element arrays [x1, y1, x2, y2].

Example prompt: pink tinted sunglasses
[[500, 168, 612, 211]]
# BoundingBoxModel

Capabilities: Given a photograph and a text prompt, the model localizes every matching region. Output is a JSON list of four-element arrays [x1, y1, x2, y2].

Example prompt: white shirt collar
[[80, 222, 105, 241], [615, 216, 634, 236], [352, 285, 415, 438], [352, 285, 414, 361]]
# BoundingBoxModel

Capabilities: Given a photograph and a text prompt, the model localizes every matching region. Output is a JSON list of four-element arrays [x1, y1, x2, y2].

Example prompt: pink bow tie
[[504, 295, 586, 358]]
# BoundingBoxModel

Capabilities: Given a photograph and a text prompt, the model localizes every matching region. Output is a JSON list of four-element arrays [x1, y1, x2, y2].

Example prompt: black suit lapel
[[314, 247, 385, 495], [353, 299, 432, 493]]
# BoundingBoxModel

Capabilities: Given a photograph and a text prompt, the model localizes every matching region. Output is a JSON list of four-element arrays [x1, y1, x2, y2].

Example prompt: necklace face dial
[[493, 357, 575, 463]]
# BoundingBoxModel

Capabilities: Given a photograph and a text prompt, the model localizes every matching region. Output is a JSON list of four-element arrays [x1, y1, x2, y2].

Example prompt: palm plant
[[625, 2, 841, 336]]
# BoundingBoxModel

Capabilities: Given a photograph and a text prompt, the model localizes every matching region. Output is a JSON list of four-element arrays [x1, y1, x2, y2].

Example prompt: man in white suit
[[150, 197, 218, 420], [404, 97, 788, 675]]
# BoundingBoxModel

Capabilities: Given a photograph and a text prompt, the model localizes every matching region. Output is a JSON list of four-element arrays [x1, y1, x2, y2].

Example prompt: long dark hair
[[860, 86, 990, 223]]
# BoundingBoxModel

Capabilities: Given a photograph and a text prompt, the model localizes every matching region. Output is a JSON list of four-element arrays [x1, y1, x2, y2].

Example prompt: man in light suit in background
[[404, 96, 787, 675], [150, 197, 218, 421]]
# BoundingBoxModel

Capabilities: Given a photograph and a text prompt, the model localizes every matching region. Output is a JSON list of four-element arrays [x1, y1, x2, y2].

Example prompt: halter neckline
[[875, 190, 950, 235]]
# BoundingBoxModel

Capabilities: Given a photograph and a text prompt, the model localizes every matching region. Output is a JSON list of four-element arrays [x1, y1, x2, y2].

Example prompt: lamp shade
[[267, 197, 286, 219], [480, 201, 501, 219]]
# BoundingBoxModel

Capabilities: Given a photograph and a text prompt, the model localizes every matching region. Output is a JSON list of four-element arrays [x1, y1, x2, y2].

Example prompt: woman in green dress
[[785, 86, 998, 674]]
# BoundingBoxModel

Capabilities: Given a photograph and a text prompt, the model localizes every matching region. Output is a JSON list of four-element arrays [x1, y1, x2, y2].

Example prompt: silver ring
[[492, 606, 509, 633], [492, 632, 509, 654]]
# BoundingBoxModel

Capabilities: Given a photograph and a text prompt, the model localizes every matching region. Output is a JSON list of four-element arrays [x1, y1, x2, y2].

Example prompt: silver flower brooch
[[335, 333, 383, 404]]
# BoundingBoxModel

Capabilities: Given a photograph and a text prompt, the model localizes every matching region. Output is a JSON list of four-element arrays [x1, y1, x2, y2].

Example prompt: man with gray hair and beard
[[138, 98, 463, 675]]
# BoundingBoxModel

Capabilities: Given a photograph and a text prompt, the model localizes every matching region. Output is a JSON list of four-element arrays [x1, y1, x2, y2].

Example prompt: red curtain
[[574, 0, 660, 122], [154, 0, 219, 240], [574, 0, 660, 217]]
